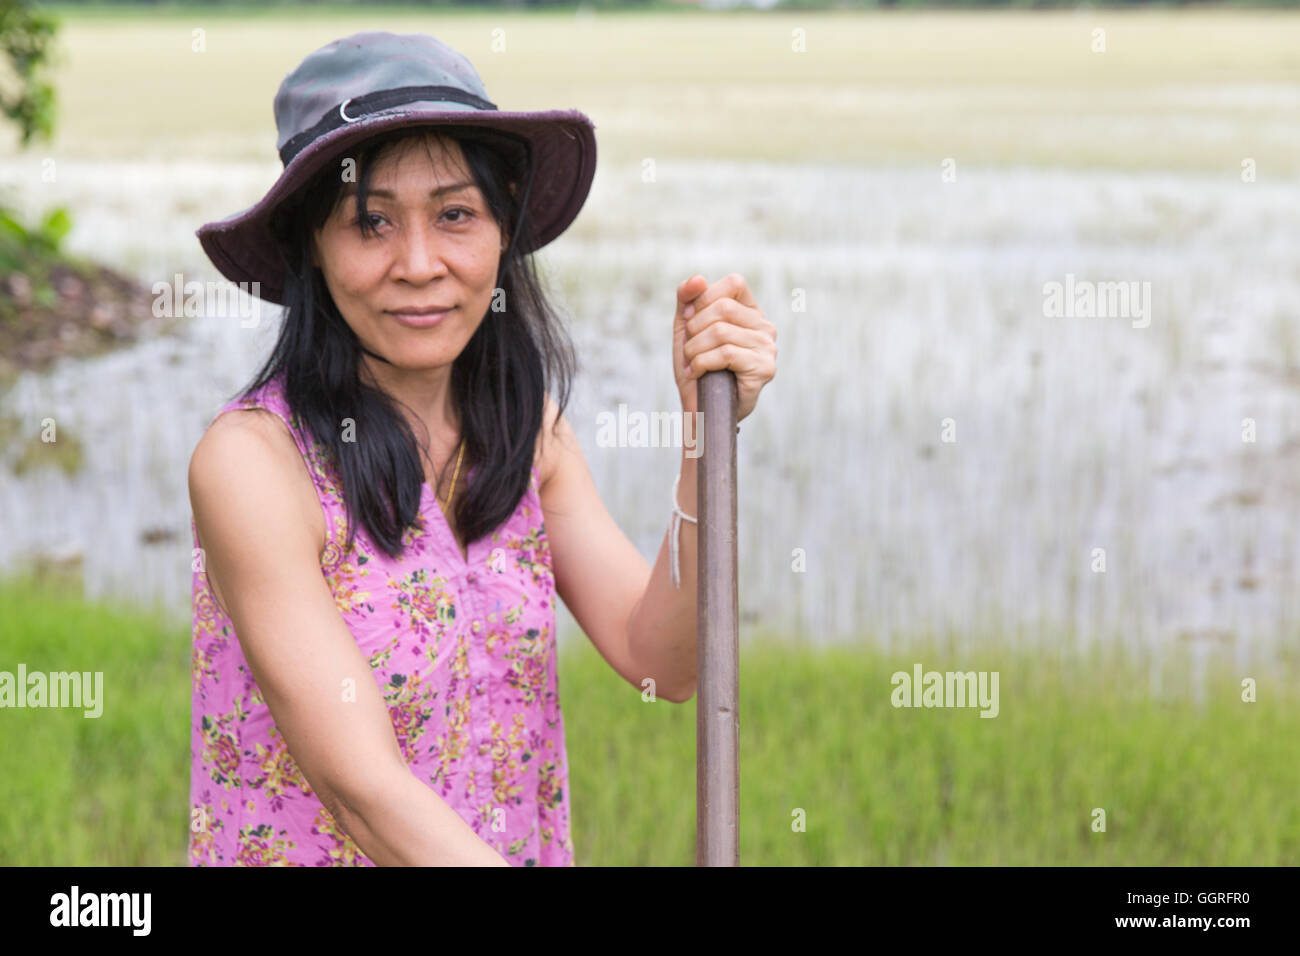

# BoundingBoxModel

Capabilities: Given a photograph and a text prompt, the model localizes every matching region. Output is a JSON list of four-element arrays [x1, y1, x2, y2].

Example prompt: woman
[[187, 31, 777, 866]]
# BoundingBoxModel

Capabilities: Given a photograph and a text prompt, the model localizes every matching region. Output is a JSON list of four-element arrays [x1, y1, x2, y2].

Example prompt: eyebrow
[[341, 180, 477, 200]]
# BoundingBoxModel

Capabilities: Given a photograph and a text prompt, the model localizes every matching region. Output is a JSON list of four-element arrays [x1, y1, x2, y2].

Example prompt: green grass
[[571, 633, 1300, 865], [2, 575, 1297, 865], [0, 574, 191, 865]]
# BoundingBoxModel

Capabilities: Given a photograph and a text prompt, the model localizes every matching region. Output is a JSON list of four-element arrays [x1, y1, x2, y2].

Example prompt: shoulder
[[189, 406, 325, 550], [191, 406, 298, 480]]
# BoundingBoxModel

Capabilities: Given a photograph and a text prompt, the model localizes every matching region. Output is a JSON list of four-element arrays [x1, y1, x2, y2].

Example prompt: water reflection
[[0, 159, 1296, 680]]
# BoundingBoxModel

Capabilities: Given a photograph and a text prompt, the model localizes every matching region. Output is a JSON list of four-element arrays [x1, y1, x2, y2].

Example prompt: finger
[[685, 296, 770, 339], [685, 339, 769, 381], [682, 322, 770, 368], [684, 272, 758, 319], [677, 274, 709, 320]]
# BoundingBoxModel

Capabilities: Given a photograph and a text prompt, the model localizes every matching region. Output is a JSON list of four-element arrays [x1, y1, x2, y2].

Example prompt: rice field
[[2, 7, 1299, 691]]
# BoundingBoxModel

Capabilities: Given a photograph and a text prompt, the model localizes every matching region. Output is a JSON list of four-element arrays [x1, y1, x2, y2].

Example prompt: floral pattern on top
[[187, 372, 573, 866]]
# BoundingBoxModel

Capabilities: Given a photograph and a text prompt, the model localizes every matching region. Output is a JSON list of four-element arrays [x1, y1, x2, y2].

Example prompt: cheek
[[324, 243, 384, 299], [471, 247, 503, 290], [439, 246, 499, 300], [475, 260, 500, 293]]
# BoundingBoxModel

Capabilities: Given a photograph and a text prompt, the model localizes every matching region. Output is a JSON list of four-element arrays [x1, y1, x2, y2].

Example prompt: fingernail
[[684, 305, 694, 319]]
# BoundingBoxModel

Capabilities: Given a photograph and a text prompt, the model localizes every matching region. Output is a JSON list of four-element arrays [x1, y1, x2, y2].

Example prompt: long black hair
[[240, 124, 577, 560]]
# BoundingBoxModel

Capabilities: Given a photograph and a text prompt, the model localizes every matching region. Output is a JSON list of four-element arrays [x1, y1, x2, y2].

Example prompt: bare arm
[[624, 446, 698, 701], [189, 409, 509, 866], [538, 397, 697, 703]]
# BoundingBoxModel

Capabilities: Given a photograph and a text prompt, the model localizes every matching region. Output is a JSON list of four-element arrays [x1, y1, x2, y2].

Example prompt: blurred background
[[1, 0, 1297, 865]]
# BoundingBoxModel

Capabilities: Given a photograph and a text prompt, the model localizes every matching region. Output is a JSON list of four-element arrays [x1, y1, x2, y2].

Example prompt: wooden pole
[[696, 368, 739, 866]]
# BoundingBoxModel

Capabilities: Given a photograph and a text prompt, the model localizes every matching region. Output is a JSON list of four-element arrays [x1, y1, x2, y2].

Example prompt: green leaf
[[40, 206, 71, 247], [0, 211, 29, 242]]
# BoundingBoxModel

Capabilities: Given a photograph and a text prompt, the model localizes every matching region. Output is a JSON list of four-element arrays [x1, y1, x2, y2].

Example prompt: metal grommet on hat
[[196, 30, 597, 306]]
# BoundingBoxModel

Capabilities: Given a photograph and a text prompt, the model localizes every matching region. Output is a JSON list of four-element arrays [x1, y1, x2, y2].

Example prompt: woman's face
[[312, 132, 505, 373]]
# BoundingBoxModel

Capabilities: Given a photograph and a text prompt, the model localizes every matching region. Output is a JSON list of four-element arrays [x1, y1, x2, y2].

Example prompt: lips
[[389, 305, 455, 314], [387, 306, 454, 329]]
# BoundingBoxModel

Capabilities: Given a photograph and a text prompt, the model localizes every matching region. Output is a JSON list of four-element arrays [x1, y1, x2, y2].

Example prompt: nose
[[388, 220, 449, 285]]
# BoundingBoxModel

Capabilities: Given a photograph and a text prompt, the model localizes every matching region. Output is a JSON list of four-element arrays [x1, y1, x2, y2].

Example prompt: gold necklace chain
[[441, 439, 465, 514]]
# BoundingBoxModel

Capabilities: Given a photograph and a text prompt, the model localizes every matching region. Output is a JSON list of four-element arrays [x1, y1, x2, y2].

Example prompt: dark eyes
[[351, 208, 474, 233]]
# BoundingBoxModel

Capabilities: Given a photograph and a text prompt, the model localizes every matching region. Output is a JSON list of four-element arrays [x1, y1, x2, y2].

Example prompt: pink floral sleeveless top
[[187, 372, 573, 866]]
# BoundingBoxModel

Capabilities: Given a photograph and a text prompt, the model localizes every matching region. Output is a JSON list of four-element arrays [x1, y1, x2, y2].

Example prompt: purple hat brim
[[196, 107, 596, 307]]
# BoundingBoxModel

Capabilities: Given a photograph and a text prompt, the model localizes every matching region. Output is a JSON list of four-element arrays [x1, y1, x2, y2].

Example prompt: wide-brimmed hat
[[196, 30, 597, 306]]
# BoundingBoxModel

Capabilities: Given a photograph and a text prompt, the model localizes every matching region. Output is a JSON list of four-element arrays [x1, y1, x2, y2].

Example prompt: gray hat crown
[[272, 31, 491, 154]]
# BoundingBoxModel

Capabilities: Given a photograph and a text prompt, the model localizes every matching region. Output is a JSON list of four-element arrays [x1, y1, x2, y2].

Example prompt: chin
[[386, 345, 461, 371]]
